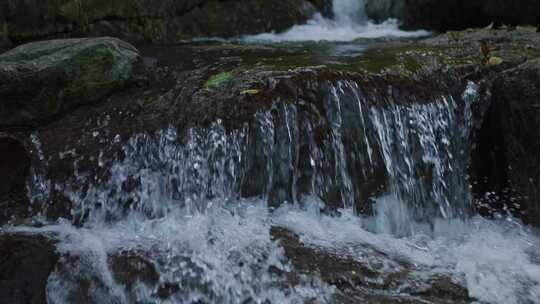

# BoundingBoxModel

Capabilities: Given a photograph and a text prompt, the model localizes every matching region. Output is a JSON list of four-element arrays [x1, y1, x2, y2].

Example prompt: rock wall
[[365, 0, 540, 31], [0, 0, 326, 45], [473, 59, 540, 225]]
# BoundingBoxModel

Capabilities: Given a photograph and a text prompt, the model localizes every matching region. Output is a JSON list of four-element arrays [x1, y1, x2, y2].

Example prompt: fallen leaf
[[487, 56, 503, 66]]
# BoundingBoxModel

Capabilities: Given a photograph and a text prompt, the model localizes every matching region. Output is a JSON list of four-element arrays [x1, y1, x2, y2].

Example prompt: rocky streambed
[[1, 20, 540, 304]]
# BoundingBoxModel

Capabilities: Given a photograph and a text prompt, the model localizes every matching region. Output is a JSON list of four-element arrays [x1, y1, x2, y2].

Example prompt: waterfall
[[31, 79, 478, 232], [11, 77, 540, 304], [245, 0, 428, 42]]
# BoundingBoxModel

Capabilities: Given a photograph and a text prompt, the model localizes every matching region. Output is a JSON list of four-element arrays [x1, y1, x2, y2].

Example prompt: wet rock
[[2, 0, 320, 44], [0, 37, 141, 128], [109, 250, 218, 302], [0, 233, 58, 304], [271, 227, 471, 303], [365, 0, 407, 24], [49, 254, 126, 304], [473, 58, 540, 226], [109, 251, 160, 291], [0, 136, 31, 224]]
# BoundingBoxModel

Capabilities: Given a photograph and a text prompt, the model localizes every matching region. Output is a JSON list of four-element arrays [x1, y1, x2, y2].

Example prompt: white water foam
[[274, 203, 540, 304], [7, 71, 539, 303], [10, 199, 540, 304], [10, 202, 335, 304], [244, 0, 429, 42]]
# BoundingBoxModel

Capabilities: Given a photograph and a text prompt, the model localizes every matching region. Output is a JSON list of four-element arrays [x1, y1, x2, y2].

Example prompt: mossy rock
[[0, 37, 141, 128]]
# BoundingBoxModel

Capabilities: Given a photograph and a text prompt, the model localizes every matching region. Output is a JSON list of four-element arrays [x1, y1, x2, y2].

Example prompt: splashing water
[[245, 0, 429, 42], [8, 78, 540, 304], [276, 207, 540, 304]]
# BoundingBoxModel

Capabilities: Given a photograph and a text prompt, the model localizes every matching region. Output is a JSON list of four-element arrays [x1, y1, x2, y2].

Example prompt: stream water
[[5, 1, 540, 304]]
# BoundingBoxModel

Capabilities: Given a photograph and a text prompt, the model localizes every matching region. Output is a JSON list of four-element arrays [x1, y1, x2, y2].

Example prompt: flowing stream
[[5, 1, 540, 304]]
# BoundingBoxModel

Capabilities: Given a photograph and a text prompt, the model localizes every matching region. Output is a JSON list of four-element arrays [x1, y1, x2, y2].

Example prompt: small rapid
[[245, 0, 429, 42], [11, 200, 540, 303], [5, 74, 540, 303]]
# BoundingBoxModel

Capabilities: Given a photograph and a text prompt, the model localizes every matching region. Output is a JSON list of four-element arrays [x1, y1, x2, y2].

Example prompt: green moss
[[0, 37, 140, 127], [205, 71, 233, 88]]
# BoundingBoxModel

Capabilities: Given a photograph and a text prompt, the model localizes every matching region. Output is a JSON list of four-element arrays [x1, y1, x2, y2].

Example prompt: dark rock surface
[[473, 58, 540, 225], [365, 0, 540, 32], [0, 136, 31, 224], [0, 233, 58, 304], [0, 37, 141, 128], [271, 227, 472, 303], [1, 0, 325, 45]]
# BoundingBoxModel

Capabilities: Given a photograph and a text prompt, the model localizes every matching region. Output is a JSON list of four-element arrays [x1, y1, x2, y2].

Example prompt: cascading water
[[8, 72, 540, 304], [246, 0, 428, 42], [1, 11, 538, 298], [47, 80, 473, 225], [332, 0, 366, 25]]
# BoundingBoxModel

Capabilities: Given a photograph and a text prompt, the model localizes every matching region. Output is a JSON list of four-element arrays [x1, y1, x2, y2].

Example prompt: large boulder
[[0, 234, 59, 304], [365, 0, 540, 32], [0, 37, 141, 128], [1, 0, 322, 44], [473, 59, 540, 226]]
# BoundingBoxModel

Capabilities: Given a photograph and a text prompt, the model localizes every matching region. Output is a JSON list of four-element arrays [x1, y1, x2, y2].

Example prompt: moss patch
[[205, 71, 233, 88]]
